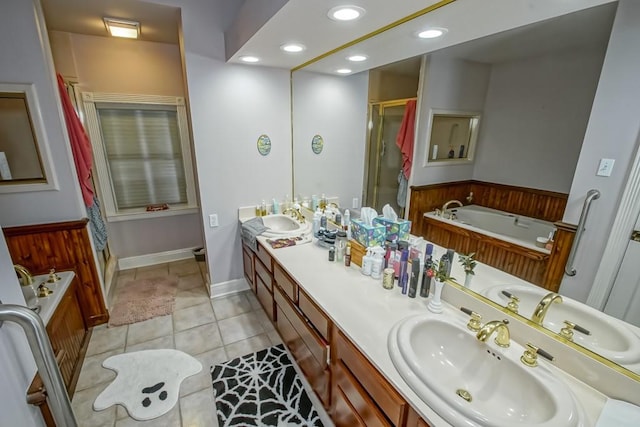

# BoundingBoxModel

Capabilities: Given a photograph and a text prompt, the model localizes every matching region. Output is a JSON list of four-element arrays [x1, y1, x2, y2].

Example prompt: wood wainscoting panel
[[543, 222, 577, 292], [408, 181, 471, 237], [3, 219, 109, 327]]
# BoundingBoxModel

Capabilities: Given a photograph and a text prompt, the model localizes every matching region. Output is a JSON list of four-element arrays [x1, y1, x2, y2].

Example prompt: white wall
[[473, 48, 605, 193], [0, 0, 85, 227], [410, 56, 491, 187], [0, 230, 44, 427], [292, 71, 369, 208], [560, 0, 640, 302]]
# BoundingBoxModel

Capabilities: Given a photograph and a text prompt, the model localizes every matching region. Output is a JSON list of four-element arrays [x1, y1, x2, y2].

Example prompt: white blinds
[[96, 107, 187, 210]]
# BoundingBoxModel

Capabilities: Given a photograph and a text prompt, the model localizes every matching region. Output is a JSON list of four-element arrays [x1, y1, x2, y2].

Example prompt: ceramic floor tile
[[87, 325, 128, 357], [125, 335, 175, 353], [253, 307, 275, 332], [177, 272, 205, 291], [72, 382, 117, 427], [126, 315, 173, 346], [135, 264, 169, 280], [180, 388, 218, 427], [174, 323, 223, 356], [217, 311, 265, 345], [169, 259, 201, 276], [224, 334, 272, 360], [267, 329, 283, 346], [114, 404, 181, 427], [75, 349, 121, 392], [210, 293, 253, 320], [173, 302, 216, 332], [175, 287, 210, 311], [244, 290, 261, 311], [180, 347, 227, 398]]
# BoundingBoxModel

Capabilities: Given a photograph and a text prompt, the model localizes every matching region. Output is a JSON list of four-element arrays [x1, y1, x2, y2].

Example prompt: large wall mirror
[[291, 0, 640, 380], [0, 83, 57, 192]]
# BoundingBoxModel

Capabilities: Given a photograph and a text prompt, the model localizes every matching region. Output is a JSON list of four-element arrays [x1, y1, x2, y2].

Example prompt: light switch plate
[[209, 214, 219, 228], [597, 158, 615, 177]]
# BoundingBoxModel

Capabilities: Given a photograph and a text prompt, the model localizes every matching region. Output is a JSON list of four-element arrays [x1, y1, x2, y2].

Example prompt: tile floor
[[72, 259, 281, 427]]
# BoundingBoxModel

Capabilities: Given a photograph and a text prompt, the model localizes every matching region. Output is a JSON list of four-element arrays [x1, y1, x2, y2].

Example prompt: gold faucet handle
[[460, 307, 482, 331], [560, 320, 576, 340], [501, 290, 520, 313], [521, 343, 554, 367], [47, 268, 61, 283]]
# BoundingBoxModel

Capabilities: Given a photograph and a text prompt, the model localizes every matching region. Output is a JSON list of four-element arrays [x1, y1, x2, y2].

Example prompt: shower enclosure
[[363, 98, 416, 215]]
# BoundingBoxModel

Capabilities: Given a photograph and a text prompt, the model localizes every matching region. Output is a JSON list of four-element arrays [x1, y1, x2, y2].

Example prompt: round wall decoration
[[311, 134, 324, 154], [257, 134, 271, 156]]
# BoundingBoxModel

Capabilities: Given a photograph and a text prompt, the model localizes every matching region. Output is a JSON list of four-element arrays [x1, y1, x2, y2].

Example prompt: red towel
[[396, 99, 417, 180], [56, 74, 94, 207]]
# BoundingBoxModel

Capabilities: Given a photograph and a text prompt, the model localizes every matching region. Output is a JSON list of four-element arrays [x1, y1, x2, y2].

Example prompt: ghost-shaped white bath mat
[[93, 349, 202, 420]]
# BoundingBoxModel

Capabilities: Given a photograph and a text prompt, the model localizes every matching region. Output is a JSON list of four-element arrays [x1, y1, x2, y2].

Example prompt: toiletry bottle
[[261, 200, 267, 216], [335, 211, 342, 227], [361, 248, 373, 276], [320, 210, 327, 229], [283, 194, 290, 212], [439, 252, 451, 280], [384, 240, 392, 268], [255, 205, 261, 216], [371, 247, 384, 279], [445, 249, 455, 277], [390, 242, 400, 278], [336, 230, 347, 262], [399, 248, 409, 294], [329, 246, 335, 262], [408, 258, 420, 298], [420, 244, 434, 297], [272, 198, 280, 214], [344, 243, 351, 267], [343, 209, 351, 240], [311, 194, 318, 211], [312, 208, 322, 236], [319, 193, 327, 210]]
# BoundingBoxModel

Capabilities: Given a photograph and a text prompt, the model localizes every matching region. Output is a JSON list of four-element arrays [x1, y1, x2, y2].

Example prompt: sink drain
[[456, 389, 472, 402]]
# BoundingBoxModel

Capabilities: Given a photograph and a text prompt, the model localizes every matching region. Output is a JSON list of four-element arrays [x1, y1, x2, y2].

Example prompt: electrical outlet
[[352, 198, 359, 209], [596, 158, 615, 177], [209, 214, 219, 228]]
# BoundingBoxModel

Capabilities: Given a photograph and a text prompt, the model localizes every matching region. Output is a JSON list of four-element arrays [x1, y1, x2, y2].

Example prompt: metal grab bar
[[565, 189, 601, 276], [0, 303, 77, 427]]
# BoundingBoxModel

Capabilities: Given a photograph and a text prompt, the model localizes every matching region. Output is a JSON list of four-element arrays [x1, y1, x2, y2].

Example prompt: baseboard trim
[[118, 247, 198, 271], [104, 255, 118, 306], [209, 278, 250, 299]]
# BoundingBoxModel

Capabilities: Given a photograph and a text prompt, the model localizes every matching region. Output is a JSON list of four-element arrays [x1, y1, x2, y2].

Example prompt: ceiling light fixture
[[336, 68, 352, 74], [280, 43, 306, 53], [417, 27, 448, 39], [347, 54, 368, 62], [103, 17, 140, 39], [328, 5, 366, 22], [239, 56, 260, 63]]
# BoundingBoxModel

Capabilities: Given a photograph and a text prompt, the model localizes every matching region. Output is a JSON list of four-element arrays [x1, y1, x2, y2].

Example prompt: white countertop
[[31, 271, 75, 326], [256, 235, 608, 426]]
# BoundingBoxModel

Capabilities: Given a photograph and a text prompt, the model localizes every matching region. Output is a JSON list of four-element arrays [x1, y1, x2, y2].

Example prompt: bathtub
[[424, 205, 555, 253]]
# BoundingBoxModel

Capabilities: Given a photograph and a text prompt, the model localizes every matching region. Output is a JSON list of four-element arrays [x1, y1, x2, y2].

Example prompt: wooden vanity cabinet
[[242, 245, 255, 290]]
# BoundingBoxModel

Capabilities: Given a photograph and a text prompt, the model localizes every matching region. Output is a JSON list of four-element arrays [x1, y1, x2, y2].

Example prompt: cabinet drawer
[[298, 289, 330, 341], [255, 258, 273, 291], [255, 243, 273, 273], [242, 246, 254, 288], [275, 288, 330, 406], [336, 330, 407, 426], [332, 385, 367, 427], [256, 273, 275, 321], [274, 264, 298, 303], [334, 360, 391, 427]]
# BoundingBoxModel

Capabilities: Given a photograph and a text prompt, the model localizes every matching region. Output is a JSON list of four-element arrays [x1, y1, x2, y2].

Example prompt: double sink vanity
[[240, 207, 640, 426]]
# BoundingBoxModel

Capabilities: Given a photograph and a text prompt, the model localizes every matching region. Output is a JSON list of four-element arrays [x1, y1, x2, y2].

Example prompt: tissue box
[[350, 219, 386, 248], [373, 217, 412, 241]]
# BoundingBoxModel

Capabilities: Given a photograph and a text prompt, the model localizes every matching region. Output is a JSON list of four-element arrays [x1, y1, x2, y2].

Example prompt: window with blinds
[[83, 93, 197, 220]]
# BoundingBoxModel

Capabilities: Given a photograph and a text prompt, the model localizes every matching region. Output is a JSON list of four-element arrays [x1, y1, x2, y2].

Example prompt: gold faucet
[[476, 319, 510, 347], [283, 207, 305, 223], [531, 293, 563, 325], [14, 264, 34, 286], [442, 200, 464, 213]]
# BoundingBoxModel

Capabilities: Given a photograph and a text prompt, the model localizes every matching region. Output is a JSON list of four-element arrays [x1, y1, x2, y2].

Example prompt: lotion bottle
[[371, 247, 384, 279], [344, 209, 351, 240], [361, 248, 373, 276]]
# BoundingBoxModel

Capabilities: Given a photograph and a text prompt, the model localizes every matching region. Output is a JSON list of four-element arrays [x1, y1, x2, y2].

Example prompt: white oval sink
[[482, 284, 640, 365], [261, 214, 311, 237], [388, 313, 584, 427]]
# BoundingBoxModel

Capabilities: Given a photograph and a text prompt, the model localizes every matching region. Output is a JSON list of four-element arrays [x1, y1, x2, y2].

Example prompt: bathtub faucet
[[442, 200, 464, 212]]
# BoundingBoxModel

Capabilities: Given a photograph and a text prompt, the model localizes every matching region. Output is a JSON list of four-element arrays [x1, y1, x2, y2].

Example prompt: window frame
[[82, 92, 198, 221]]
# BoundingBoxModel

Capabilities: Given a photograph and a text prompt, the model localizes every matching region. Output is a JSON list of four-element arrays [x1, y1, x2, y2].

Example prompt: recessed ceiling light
[[417, 27, 448, 39], [239, 56, 260, 63], [103, 17, 140, 39], [280, 43, 306, 53], [347, 54, 368, 62], [328, 5, 366, 22], [336, 68, 352, 74]]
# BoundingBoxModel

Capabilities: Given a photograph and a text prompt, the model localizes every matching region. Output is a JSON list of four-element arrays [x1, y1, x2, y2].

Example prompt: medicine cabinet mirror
[[0, 83, 57, 193], [426, 110, 480, 165]]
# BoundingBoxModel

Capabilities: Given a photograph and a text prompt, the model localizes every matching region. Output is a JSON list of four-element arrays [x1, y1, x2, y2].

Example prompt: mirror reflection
[[291, 2, 640, 376]]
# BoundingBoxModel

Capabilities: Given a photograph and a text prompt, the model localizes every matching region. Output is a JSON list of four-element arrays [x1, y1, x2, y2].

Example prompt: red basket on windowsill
[[146, 203, 169, 212]]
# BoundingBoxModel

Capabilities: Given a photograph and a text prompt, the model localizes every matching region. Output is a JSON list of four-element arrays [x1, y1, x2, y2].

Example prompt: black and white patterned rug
[[211, 344, 324, 426]]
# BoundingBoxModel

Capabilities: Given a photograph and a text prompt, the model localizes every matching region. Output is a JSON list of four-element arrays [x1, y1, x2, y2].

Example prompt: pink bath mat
[[109, 276, 178, 327]]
